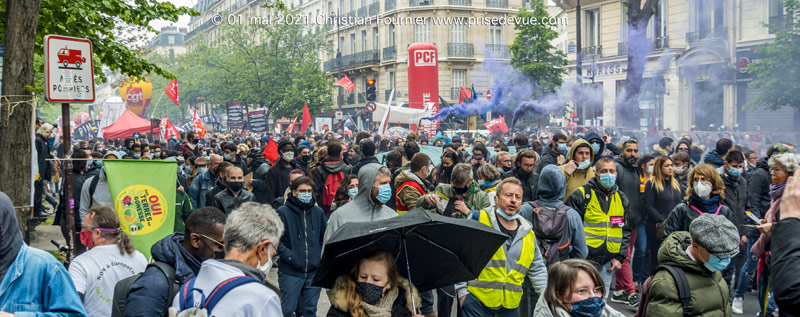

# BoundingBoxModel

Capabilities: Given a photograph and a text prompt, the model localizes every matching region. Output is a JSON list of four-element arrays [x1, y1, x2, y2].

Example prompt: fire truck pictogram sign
[[45, 35, 95, 103]]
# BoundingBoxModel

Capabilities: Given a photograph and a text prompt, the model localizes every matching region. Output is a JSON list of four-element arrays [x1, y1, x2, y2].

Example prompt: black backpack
[[528, 201, 571, 266], [111, 261, 179, 317], [636, 264, 692, 317]]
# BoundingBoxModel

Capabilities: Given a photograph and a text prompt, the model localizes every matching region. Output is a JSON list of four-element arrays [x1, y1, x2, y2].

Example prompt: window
[[387, 71, 395, 91], [489, 24, 503, 45], [388, 23, 396, 46], [339, 0, 344, 12], [414, 19, 431, 42], [770, 0, 785, 17], [361, 0, 366, 8], [695, 0, 723, 32], [647, 0, 667, 39], [339, 36, 344, 52], [350, 33, 356, 54], [372, 27, 379, 50], [328, 1, 332, 13], [584, 10, 600, 47], [350, 0, 355, 11], [452, 69, 466, 88], [167, 35, 175, 45], [620, 5, 628, 42], [361, 30, 367, 51], [451, 22, 466, 43]]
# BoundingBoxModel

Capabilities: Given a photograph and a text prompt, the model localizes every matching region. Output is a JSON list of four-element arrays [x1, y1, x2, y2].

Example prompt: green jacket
[[416, 182, 490, 218], [645, 231, 732, 317], [173, 190, 193, 233]]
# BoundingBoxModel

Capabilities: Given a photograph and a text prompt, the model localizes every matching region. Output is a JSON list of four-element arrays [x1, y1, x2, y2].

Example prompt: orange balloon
[[120, 78, 153, 118]]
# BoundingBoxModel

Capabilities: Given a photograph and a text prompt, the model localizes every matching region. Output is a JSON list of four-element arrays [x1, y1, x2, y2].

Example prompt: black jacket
[[275, 196, 326, 278], [664, 194, 735, 236], [503, 168, 539, 202], [717, 166, 751, 237], [352, 156, 379, 177], [311, 159, 352, 213], [771, 218, 800, 313], [211, 188, 255, 215], [54, 171, 86, 228], [536, 143, 562, 174], [205, 180, 227, 208], [35, 134, 52, 181], [565, 178, 632, 264], [615, 156, 645, 227], [257, 159, 299, 205], [643, 179, 684, 224], [247, 158, 271, 204], [748, 157, 772, 218]]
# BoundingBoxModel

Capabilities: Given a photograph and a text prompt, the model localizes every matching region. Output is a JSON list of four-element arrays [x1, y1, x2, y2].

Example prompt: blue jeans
[[420, 290, 435, 314], [735, 239, 758, 298], [461, 293, 518, 317], [594, 262, 613, 300], [278, 272, 321, 317], [632, 222, 650, 283]]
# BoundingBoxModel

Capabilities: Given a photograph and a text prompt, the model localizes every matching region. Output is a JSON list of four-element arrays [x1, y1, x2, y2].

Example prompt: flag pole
[[150, 90, 167, 120]]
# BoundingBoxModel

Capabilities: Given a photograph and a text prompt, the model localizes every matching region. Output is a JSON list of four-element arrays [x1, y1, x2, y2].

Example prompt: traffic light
[[366, 79, 376, 102]]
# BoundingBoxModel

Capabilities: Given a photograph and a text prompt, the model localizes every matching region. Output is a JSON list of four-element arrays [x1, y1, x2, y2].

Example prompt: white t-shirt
[[68, 244, 148, 317]]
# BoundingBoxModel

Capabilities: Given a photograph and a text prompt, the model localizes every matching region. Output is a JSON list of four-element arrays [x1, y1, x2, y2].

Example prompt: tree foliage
[[509, 3, 567, 97], [746, 0, 800, 110]]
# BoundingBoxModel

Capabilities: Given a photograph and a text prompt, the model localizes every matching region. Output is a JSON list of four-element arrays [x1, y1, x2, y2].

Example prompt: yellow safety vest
[[579, 187, 625, 253], [467, 209, 537, 309]]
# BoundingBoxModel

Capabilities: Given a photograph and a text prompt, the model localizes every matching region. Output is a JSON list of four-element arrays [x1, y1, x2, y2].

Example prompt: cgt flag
[[484, 116, 509, 134], [335, 74, 356, 93], [165, 79, 179, 106], [287, 116, 298, 132], [192, 109, 206, 138], [104, 160, 177, 259], [159, 118, 180, 140]]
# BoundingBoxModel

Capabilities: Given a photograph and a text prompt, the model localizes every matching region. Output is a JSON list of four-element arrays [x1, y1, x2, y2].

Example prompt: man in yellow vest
[[565, 157, 631, 299], [455, 177, 548, 317]]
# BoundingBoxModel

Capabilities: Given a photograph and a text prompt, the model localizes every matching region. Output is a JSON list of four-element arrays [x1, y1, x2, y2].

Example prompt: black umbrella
[[312, 208, 508, 292]]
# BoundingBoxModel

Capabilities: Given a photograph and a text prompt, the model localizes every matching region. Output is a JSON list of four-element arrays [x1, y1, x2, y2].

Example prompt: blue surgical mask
[[149, 153, 155, 158], [87, 159, 93, 166], [478, 180, 486, 187], [647, 165, 654, 175], [223, 154, 231, 161], [198, 167, 208, 175], [348, 188, 358, 199], [704, 254, 731, 272], [154, 152, 161, 158], [557, 143, 567, 152], [376, 184, 392, 203], [569, 296, 606, 317], [599, 173, 616, 188], [298, 192, 313, 204], [495, 207, 519, 221], [591, 143, 600, 154], [202, 151, 208, 157], [133, 153, 141, 159], [728, 167, 742, 177], [577, 159, 591, 170], [95, 161, 103, 167]]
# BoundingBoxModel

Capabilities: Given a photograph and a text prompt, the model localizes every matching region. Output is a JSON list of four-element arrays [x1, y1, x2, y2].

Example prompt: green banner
[[105, 159, 177, 259]]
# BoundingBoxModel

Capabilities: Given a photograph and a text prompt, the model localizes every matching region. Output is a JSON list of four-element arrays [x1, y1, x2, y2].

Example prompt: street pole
[[575, 0, 583, 125], [336, 9, 343, 112], [61, 102, 76, 262]]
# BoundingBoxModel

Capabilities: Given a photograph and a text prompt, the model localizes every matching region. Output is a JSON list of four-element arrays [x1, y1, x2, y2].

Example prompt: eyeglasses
[[197, 234, 224, 248]]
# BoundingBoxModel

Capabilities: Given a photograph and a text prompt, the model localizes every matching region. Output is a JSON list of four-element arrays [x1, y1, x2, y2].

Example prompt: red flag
[[192, 109, 206, 138], [301, 102, 312, 134], [458, 87, 472, 104], [287, 116, 298, 132], [159, 118, 180, 140], [344, 126, 352, 135], [165, 79, 179, 106], [483, 116, 509, 134], [335, 75, 355, 93], [262, 137, 280, 164]]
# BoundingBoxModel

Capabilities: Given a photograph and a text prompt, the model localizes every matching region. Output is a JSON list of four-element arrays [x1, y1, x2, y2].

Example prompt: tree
[[509, 4, 567, 97], [618, 0, 659, 128], [746, 0, 800, 110]]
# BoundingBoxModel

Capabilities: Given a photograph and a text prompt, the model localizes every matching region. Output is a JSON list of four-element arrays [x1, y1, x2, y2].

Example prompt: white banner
[[97, 101, 126, 138]]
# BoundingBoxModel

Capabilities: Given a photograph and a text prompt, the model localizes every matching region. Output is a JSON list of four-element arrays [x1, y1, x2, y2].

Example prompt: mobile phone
[[745, 211, 761, 224]]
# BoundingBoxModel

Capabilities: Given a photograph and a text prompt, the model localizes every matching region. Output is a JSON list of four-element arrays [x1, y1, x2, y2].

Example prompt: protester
[[54, 150, 88, 255], [170, 202, 283, 315], [211, 166, 255, 214], [772, 174, 800, 313], [0, 191, 87, 316], [644, 213, 738, 316], [311, 141, 351, 215], [294, 144, 312, 176], [34, 123, 54, 217], [395, 153, 433, 214], [455, 178, 549, 317], [205, 161, 233, 205], [352, 138, 379, 176], [671, 151, 693, 187], [326, 250, 421, 317], [179, 132, 201, 157], [260, 140, 300, 207], [715, 151, 750, 292], [703, 138, 733, 168], [494, 151, 512, 174], [664, 164, 735, 236], [533, 259, 625, 317], [537, 132, 568, 174], [431, 148, 459, 186], [70, 206, 147, 317], [188, 154, 217, 208], [331, 174, 358, 213], [123, 207, 227, 317], [324, 163, 396, 243], [477, 164, 502, 207], [503, 149, 540, 202], [417, 163, 490, 218], [276, 176, 326, 317], [79, 151, 120, 225], [560, 139, 596, 202], [611, 139, 646, 304], [642, 156, 684, 270], [470, 142, 489, 180], [584, 132, 609, 163]]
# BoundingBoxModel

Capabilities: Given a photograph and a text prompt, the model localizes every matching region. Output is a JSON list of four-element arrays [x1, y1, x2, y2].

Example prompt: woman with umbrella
[[327, 250, 422, 317]]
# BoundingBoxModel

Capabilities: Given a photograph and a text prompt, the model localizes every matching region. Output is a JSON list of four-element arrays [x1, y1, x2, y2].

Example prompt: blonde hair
[[651, 156, 681, 193], [88, 206, 135, 255], [345, 251, 400, 317], [685, 164, 725, 201]]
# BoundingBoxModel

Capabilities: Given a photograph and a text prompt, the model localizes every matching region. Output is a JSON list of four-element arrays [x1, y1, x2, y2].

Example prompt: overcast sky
[[148, 0, 196, 33]]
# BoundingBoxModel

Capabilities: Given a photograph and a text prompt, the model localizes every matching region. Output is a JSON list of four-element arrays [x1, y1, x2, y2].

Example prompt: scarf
[[360, 285, 399, 317], [701, 195, 721, 214], [770, 177, 788, 200]]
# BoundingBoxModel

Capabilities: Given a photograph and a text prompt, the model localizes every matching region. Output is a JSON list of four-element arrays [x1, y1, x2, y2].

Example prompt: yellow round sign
[[114, 185, 168, 235]]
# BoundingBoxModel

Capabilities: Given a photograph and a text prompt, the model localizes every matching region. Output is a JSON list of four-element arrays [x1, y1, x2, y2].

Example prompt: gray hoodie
[[324, 163, 397, 243]]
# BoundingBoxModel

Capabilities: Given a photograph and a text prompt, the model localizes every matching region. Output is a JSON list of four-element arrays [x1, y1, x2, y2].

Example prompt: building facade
[[553, 0, 797, 131], [145, 26, 188, 59]]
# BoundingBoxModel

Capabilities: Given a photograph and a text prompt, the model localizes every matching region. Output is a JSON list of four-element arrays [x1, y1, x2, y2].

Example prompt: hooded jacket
[[247, 157, 271, 204], [565, 178, 631, 264], [503, 167, 540, 202], [614, 156, 645, 228], [324, 163, 397, 243], [326, 276, 421, 317], [276, 195, 326, 278], [703, 150, 725, 168], [560, 139, 596, 202], [645, 232, 731, 316], [536, 142, 564, 174], [258, 141, 299, 205], [716, 165, 750, 237], [352, 155, 380, 176], [520, 165, 588, 260], [747, 157, 772, 218], [395, 169, 431, 211], [416, 182, 491, 218], [771, 218, 800, 313], [663, 194, 734, 237], [125, 233, 202, 317], [584, 132, 607, 163], [311, 158, 352, 212]]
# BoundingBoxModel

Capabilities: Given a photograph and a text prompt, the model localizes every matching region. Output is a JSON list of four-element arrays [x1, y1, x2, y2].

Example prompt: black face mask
[[198, 237, 224, 261], [356, 282, 385, 305], [191, 139, 200, 144], [301, 155, 311, 162], [228, 181, 244, 193], [454, 185, 469, 195]]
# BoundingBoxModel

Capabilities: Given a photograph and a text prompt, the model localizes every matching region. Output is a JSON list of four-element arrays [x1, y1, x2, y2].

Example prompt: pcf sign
[[44, 35, 95, 103]]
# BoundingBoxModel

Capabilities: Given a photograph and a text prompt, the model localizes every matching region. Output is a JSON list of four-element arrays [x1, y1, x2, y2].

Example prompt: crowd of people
[[4, 121, 800, 317]]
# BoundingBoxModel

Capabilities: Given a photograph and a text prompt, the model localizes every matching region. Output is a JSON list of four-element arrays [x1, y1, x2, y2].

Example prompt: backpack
[[528, 201, 571, 266], [635, 264, 692, 317], [172, 276, 261, 317], [112, 261, 179, 317], [321, 165, 351, 209]]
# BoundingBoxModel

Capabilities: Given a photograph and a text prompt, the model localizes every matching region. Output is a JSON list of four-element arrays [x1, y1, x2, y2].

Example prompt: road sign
[[365, 101, 376, 113], [486, 89, 492, 100], [44, 35, 95, 103], [335, 111, 344, 120]]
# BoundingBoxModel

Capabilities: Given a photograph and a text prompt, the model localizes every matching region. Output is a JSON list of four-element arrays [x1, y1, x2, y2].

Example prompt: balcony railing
[[347, 93, 355, 104], [484, 44, 511, 59], [323, 50, 381, 72], [385, 0, 396, 10], [383, 46, 396, 60], [617, 36, 668, 55], [409, 0, 432, 6], [581, 45, 601, 57], [451, 87, 461, 100], [686, 28, 727, 44], [449, 0, 471, 5], [486, 0, 507, 8], [448, 43, 474, 58], [769, 15, 792, 33], [369, 2, 380, 15]]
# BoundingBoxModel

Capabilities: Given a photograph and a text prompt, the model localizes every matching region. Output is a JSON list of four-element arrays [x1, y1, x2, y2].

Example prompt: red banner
[[287, 116, 298, 132], [165, 79, 179, 106], [484, 116, 509, 134], [192, 109, 206, 138], [159, 118, 180, 140], [302, 102, 312, 134], [335, 74, 355, 93]]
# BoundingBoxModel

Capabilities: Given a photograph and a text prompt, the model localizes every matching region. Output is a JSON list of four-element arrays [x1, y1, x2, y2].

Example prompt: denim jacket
[[0, 244, 87, 316], [188, 171, 214, 208]]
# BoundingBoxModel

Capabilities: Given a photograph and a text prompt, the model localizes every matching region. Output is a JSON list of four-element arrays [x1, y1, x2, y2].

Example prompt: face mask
[[256, 244, 274, 274], [557, 143, 567, 152], [679, 149, 689, 153], [348, 188, 358, 199], [302, 155, 311, 162], [223, 154, 231, 161], [454, 185, 470, 195], [87, 159, 93, 166], [183, 165, 192, 174], [704, 254, 731, 272], [79, 228, 94, 249], [590, 143, 600, 154], [198, 237, 225, 261], [749, 162, 756, 169], [202, 151, 208, 157], [376, 184, 392, 203], [192, 139, 200, 144], [478, 180, 486, 187], [599, 173, 616, 188], [577, 159, 591, 170], [356, 282, 385, 305], [154, 152, 161, 158], [674, 166, 685, 174], [228, 181, 244, 192], [728, 167, 742, 178], [282, 151, 295, 161], [133, 153, 141, 159], [198, 167, 208, 175], [694, 181, 712, 198], [149, 153, 155, 158], [495, 207, 520, 221], [569, 296, 606, 317], [298, 192, 313, 204], [647, 166, 654, 175]]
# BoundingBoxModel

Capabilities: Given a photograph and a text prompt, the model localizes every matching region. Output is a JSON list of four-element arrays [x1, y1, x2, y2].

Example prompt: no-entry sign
[[44, 35, 95, 103], [365, 101, 376, 113]]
